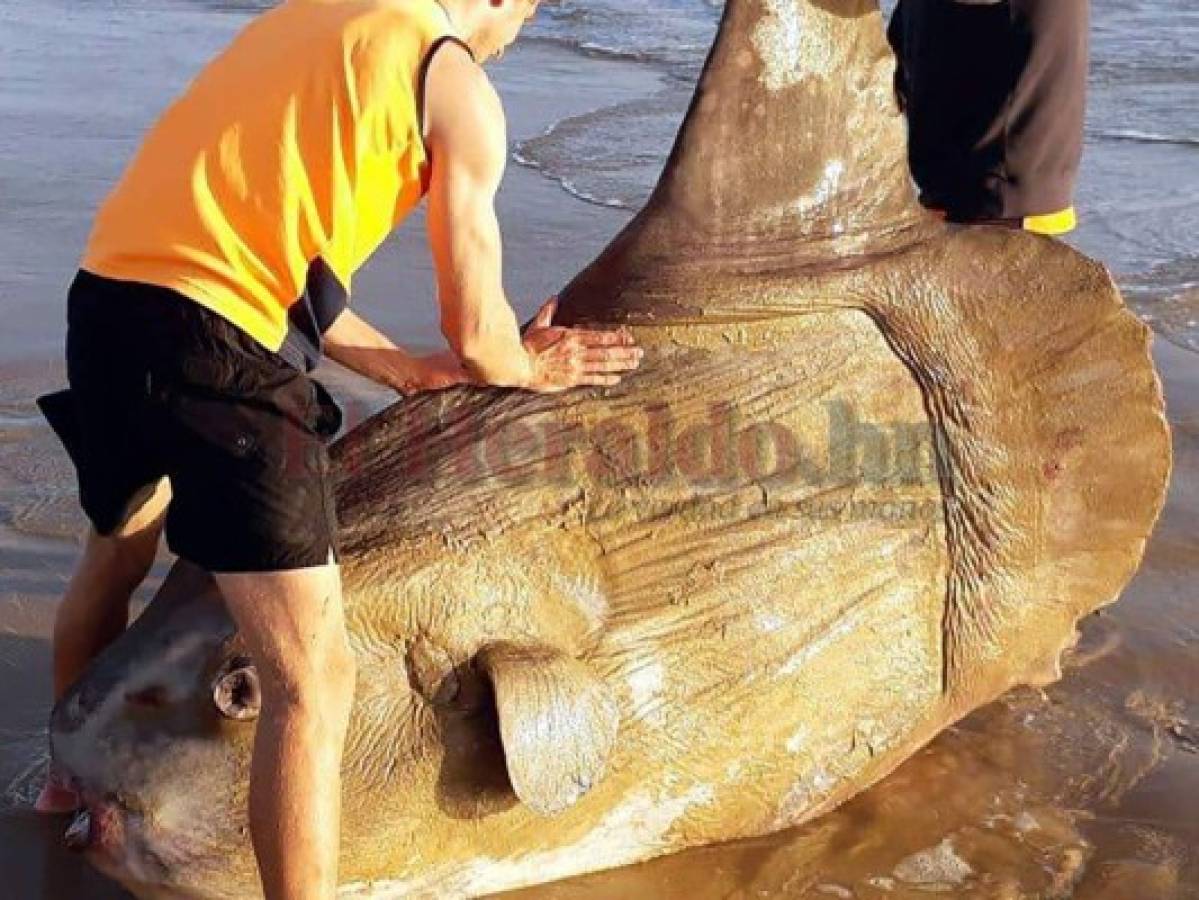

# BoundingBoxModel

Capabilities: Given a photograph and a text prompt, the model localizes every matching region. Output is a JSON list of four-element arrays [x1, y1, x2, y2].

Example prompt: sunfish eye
[[125, 685, 169, 709], [213, 657, 261, 722]]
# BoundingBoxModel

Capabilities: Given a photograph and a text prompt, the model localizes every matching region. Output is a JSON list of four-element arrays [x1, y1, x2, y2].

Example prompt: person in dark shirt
[[889, 0, 1090, 235]]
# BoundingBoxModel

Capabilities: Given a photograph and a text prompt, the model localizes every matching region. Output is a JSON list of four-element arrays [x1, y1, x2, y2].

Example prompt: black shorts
[[38, 270, 343, 573]]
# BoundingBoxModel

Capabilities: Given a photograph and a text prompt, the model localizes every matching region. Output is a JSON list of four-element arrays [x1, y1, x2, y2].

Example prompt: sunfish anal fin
[[478, 641, 619, 817]]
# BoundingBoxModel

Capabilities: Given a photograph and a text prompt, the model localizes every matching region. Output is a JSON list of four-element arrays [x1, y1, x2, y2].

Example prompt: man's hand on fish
[[521, 297, 643, 393]]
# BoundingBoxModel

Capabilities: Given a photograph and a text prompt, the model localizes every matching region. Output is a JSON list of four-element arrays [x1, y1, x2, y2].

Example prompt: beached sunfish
[[48, 1, 1171, 897]]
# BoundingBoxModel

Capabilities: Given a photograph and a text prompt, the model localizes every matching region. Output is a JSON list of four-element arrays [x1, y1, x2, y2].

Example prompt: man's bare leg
[[51, 478, 171, 697], [37, 478, 171, 813], [216, 562, 356, 900]]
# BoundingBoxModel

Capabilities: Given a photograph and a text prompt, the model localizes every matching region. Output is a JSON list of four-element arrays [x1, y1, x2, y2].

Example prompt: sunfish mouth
[[65, 798, 127, 858], [64, 809, 91, 851], [62, 788, 185, 896]]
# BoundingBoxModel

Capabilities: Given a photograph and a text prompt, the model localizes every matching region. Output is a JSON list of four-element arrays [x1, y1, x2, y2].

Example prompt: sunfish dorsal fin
[[478, 641, 619, 817], [559, 0, 937, 322]]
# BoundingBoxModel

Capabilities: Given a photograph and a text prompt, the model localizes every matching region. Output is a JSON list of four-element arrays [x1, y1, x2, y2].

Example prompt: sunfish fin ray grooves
[[478, 641, 620, 817], [558, 0, 939, 323], [557, 0, 1171, 706]]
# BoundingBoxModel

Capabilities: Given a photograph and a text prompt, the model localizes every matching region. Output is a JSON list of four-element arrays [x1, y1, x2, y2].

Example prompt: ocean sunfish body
[[49, 1, 1170, 897]]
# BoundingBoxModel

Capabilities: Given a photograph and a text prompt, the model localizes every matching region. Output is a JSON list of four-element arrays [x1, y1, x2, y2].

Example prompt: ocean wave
[[1090, 128, 1199, 148], [513, 93, 690, 212], [512, 143, 635, 211], [1090, 58, 1199, 88], [519, 34, 672, 71], [526, 0, 719, 75]]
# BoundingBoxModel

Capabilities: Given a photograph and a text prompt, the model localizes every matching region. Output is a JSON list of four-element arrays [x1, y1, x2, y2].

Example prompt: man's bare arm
[[425, 53, 527, 387], [323, 308, 467, 396], [424, 45, 641, 393]]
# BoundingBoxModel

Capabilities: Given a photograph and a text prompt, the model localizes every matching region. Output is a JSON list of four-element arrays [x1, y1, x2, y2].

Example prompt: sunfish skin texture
[[50, 1, 1170, 898]]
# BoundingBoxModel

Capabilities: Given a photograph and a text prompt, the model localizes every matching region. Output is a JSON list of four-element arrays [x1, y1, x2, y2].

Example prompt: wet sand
[[1, 4, 1197, 898]]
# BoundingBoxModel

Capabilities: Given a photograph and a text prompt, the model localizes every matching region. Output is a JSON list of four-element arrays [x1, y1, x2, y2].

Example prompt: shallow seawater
[[0, 1, 1197, 898]]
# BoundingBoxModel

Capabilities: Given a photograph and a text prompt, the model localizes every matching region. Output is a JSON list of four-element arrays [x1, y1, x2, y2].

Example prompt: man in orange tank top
[[36, 2, 642, 897]]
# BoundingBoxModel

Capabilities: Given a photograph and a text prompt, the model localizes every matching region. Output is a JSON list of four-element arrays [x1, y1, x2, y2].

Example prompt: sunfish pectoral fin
[[478, 641, 619, 817]]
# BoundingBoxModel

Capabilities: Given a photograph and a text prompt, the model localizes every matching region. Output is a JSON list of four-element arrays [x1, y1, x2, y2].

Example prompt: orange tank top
[[82, 0, 470, 369]]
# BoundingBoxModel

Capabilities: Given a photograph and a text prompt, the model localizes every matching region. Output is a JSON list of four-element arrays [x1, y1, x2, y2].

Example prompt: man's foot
[[34, 770, 80, 814]]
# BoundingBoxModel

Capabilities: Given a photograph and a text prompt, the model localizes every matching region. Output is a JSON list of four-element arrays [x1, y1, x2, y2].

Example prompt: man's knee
[[264, 643, 356, 723], [216, 566, 356, 714], [91, 527, 157, 568], [321, 639, 358, 706], [261, 620, 356, 706], [78, 528, 160, 596], [82, 479, 169, 579]]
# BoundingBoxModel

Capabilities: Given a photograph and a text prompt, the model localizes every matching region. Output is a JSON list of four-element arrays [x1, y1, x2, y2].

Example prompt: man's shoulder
[[425, 45, 502, 143], [428, 39, 491, 94]]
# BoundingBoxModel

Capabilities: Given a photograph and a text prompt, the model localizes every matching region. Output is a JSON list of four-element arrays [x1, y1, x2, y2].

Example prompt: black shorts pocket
[[163, 388, 267, 463], [162, 388, 338, 573]]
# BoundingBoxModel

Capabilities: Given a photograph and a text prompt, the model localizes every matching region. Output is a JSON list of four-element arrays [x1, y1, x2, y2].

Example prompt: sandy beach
[[0, 0, 1196, 897]]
